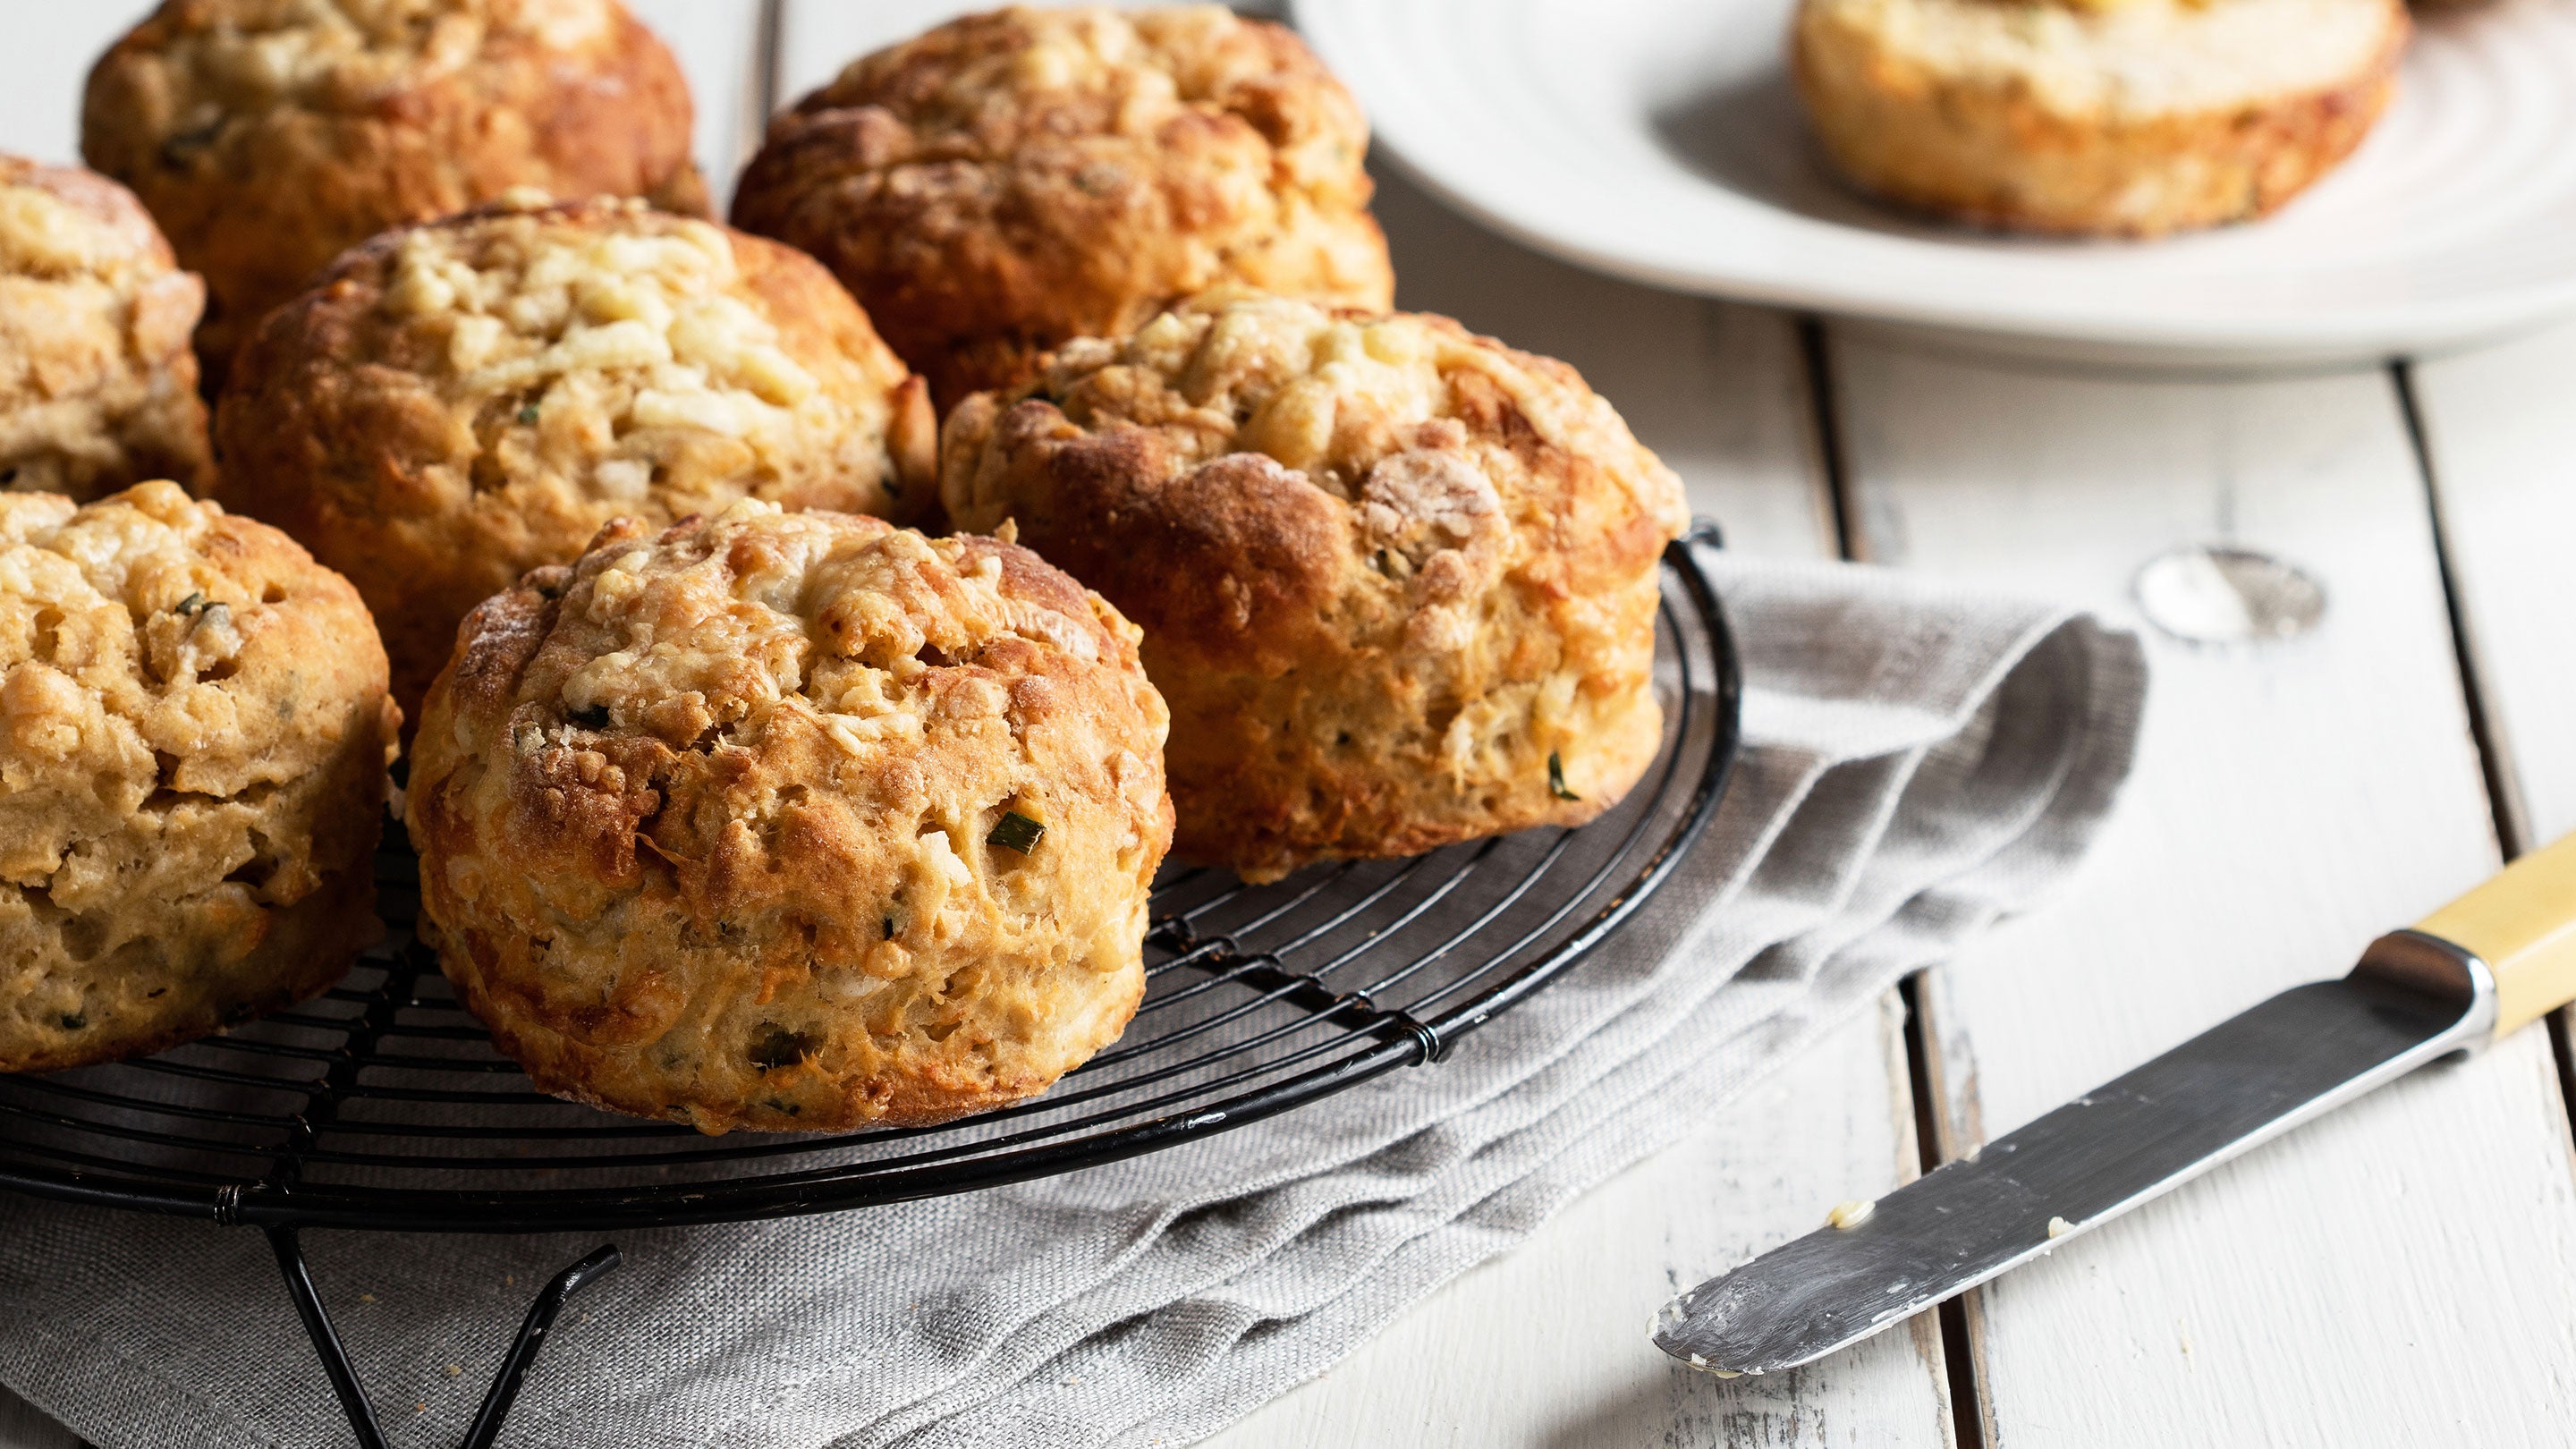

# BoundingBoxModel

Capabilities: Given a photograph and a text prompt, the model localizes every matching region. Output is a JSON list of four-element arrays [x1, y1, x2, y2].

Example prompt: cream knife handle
[[2415, 831, 2576, 1042]]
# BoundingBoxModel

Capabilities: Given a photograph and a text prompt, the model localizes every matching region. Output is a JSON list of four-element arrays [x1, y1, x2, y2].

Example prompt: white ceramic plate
[[1292, 0, 2576, 369]]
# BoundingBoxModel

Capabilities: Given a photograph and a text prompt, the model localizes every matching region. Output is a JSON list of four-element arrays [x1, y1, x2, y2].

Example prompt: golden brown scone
[[214, 194, 937, 724], [1, 483, 398, 1073], [82, 0, 708, 382], [0, 157, 212, 502], [943, 288, 1689, 885], [408, 502, 1171, 1133], [1792, 0, 2408, 236], [732, 4, 1394, 411]]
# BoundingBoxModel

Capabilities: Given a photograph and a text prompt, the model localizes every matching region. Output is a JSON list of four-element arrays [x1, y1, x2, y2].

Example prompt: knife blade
[[1655, 825, 2576, 1377]]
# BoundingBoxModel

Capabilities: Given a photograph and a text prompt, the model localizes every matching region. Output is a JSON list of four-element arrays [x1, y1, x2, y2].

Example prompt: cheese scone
[[1, 483, 398, 1072], [0, 157, 211, 501], [407, 503, 1170, 1132], [1791, 0, 2410, 235], [943, 289, 1688, 885], [733, 4, 1394, 411]]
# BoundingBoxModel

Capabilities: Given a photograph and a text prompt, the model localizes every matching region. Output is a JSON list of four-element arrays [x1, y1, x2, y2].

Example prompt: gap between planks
[[2401, 322, 2576, 1190]]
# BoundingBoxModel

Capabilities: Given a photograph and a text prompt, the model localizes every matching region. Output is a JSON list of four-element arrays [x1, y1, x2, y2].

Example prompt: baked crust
[[1792, 0, 2409, 235], [214, 194, 936, 723], [407, 502, 1172, 1133], [942, 289, 1688, 884], [0, 156, 212, 502], [732, 4, 1394, 411], [0, 482, 397, 1072], [83, 0, 707, 382]]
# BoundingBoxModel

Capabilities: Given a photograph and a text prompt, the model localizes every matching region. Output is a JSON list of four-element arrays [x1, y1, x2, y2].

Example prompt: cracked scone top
[[1, 483, 399, 1072], [215, 194, 936, 722], [0, 156, 212, 502], [1791, 0, 2408, 234], [942, 289, 1690, 884], [407, 501, 1173, 1133], [83, 0, 708, 379], [732, 4, 1394, 411]]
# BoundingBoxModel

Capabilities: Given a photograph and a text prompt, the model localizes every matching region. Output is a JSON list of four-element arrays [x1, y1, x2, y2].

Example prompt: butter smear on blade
[[1826, 1199, 1877, 1230]]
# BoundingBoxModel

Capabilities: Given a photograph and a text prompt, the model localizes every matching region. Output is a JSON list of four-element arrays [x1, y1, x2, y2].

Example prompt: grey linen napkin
[[0, 553, 2144, 1449]]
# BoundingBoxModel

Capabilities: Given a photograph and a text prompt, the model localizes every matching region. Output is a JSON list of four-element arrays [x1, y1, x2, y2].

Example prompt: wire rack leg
[[264, 1226, 622, 1449], [267, 1227, 391, 1449], [459, 1245, 623, 1449]]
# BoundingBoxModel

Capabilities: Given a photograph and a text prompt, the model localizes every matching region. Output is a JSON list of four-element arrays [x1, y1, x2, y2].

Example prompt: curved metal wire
[[0, 535, 1741, 1236]]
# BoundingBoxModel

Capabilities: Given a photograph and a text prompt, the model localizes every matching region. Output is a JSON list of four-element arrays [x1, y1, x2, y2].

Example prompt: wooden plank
[[2408, 319, 2576, 850], [1830, 337, 2576, 1448], [2404, 319, 2576, 1264]]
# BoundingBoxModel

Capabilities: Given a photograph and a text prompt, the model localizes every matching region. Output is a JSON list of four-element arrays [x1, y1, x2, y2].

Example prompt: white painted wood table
[[10, 6, 2576, 1447]]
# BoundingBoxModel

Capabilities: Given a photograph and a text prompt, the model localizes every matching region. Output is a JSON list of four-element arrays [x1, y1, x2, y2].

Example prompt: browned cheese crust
[[1, 483, 397, 1072], [0, 156, 212, 501], [1792, 0, 2409, 236], [82, 0, 708, 380], [214, 195, 937, 723], [731, 4, 1395, 411], [407, 502, 1173, 1133], [942, 289, 1690, 885]]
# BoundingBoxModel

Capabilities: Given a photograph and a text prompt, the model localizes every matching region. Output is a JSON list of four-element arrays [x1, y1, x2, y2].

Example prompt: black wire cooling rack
[[0, 527, 1740, 1449]]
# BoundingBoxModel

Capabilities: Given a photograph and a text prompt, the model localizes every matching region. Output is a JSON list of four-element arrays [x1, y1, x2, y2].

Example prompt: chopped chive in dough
[[988, 810, 1046, 854], [1548, 751, 1580, 801], [172, 590, 204, 615], [158, 119, 224, 167], [517, 404, 541, 425], [58, 1013, 85, 1031]]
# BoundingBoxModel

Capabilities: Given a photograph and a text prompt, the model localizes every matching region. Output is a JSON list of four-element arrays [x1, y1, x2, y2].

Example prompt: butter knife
[[1654, 829, 2576, 1377]]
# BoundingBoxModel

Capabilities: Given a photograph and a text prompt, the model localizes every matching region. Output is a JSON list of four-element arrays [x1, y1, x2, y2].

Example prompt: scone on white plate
[[1791, 0, 2410, 236]]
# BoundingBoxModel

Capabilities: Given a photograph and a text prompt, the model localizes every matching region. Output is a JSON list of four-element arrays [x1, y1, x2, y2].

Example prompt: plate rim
[[1293, 0, 2576, 364]]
